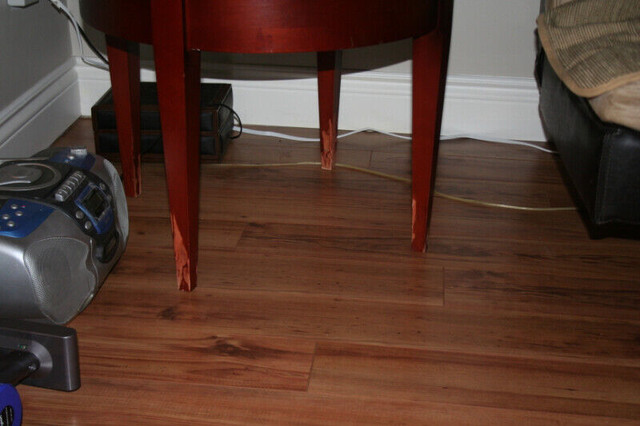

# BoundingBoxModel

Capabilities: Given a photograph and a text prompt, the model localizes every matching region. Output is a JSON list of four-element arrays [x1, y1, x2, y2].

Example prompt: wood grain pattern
[[79, 331, 315, 391], [28, 119, 640, 425], [185, 0, 438, 53], [24, 376, 635, 426], [309, 342, 640, 419]]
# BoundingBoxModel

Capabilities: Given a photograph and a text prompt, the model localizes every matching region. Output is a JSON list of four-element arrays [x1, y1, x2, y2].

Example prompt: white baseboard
[[217, 66, 546, 142], [0, 58, 81, 157], [68, 59, 549, 148], [440, 75, 545, 142]]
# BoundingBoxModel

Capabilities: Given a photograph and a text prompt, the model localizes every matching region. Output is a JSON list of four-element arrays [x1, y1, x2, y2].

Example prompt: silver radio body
[[0, 148, 128, 324]]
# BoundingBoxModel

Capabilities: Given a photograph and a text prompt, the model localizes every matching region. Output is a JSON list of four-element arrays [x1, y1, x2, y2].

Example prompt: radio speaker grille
[[24, 238, 97, 324]]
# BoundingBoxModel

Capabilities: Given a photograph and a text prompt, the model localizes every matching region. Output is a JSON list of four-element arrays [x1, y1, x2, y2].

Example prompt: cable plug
[[47, 0, 63, 11]]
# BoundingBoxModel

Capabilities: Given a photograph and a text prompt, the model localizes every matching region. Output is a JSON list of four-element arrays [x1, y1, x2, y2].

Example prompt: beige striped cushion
[[537, 0, 640, 97], [539, 0, 640, 131]]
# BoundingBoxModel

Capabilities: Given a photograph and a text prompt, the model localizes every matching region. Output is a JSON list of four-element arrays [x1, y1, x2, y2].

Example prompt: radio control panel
[[0, 148, 124, 262]]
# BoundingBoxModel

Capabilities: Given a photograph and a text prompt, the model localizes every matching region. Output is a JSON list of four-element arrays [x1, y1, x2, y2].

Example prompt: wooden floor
[[20, 118, 640, 424]]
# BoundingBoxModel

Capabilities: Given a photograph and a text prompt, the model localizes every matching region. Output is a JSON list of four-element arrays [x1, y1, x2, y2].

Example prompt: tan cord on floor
[[433, 191, 575, 211], [210, 161, 576, 212]]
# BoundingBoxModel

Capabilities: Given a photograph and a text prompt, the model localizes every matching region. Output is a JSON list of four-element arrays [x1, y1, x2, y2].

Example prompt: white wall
[[448, 0, 541, 78], [0, 1, 69, 111], [0, 0, 80, 156]]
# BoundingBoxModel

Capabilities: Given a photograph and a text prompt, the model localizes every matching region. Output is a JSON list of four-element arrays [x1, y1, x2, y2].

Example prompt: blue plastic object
[[0, 383, 22, 426]]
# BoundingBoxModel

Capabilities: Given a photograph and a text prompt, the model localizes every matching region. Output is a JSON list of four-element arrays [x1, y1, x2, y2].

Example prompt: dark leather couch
[[535, 2, 640, 238], [536, 50, 640, 237]]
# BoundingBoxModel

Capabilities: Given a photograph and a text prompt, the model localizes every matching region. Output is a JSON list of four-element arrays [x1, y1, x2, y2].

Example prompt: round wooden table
[[81, 0, 453, 291]]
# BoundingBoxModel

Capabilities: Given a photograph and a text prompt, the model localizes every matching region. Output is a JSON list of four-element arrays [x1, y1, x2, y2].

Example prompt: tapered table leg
[[317, 51, 343, 170], [106, 35, 141, 197], [151, 0, 202, 291], [411, 2, 453, 252]]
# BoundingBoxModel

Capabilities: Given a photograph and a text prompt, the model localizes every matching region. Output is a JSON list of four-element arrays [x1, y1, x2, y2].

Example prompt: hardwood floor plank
[[198, 166, 411, 225], [435, 178, 575, 210], [20, 376, 639, 426], [77, 331, 315, 391], [126, 216, 246, 250], [309, 341, 640, 420], [427, 235, 640, 281], [237, 221, 412, 255], [444, 269, 640, 320], [114, 246, 444, 304], [436, 155, 561, 184], [438, 137, 558, 162], [429, 201, 587, 242], [72, 280, 640, 367]]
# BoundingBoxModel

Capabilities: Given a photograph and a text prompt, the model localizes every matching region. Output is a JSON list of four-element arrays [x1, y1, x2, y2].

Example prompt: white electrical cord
[[48, 0, 109, 71], [440, 133, 557, 154], [237, 127, 412, 142], [236, 127, 320, 142], [234, 126, 557, 154]]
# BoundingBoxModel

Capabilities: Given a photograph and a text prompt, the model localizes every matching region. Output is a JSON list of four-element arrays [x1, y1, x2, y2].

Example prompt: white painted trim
[[442, 75, 545, 142], [0, 58, 81, 157], [76, 59, 546, 143]]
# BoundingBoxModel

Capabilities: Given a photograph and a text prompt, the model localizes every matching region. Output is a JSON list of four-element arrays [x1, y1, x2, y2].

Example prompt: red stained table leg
[[106, 35, 141, 197], [410, 2, 453, 252], [317, 51, 343, 170], [151, 0, 202, 291]]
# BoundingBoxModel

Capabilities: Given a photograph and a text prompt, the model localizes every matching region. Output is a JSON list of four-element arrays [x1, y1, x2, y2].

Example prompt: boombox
[[0, 147, 128, 324]]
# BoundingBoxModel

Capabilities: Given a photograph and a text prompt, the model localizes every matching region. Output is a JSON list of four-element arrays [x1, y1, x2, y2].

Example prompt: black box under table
[[91, 82, 234, 162]]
